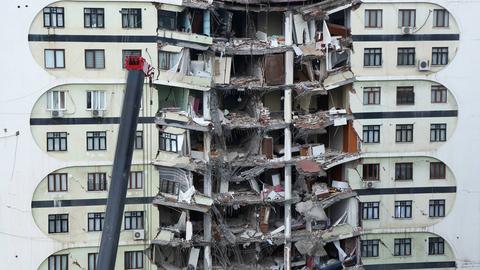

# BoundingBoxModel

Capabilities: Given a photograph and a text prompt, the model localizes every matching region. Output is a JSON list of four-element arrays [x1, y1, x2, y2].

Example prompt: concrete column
[[203, 91, 211, 121], [308, 20, 316, 42], [283, 11, 294, 270], [203, 89, 212, 269], [203, 10, 211, 36]]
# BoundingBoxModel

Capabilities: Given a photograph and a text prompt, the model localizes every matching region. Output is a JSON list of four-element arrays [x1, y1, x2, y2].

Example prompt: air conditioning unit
[[133, 229, 145, 240], [418, 59, 431, 71], [364, 181, 376, 189], [92, 109, 105, 118], [401, 26, 414, 35], [51, 110, 64, 118]]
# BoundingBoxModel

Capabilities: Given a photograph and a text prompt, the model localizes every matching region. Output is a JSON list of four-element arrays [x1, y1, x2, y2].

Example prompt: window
[[429, 199, 445, 217], [362, 202, 380, 220], [47, 91, 66, 110], [87, 173, 107, 191], [45, 49, 65, 69], [395, 162, 413, 180], [365, 9, 382, 28], [86, 91, 106, 110], [122, 8, 142, 28], [158, 51, 181, 70], [432, 47, 448, 65], [396, 86, 415, 105], [134, 131, 143, 150], [394, 200, 412, 218], [86, 131, 107, 151], [397, 48, 415, 66], [363, 164, 380, 180], [430, 162, 446, 179], [364, 48, 382, 67], [48, 214, 69, 233], [159, 132, 178, 152], [158, 10, 177, 30], [48, 254, 68, 270], [430, 123, 447, 142], [125, 211, 144, 230], [429, 237, 445, 255], [431, 85, 447, 103], [125, 251, 144, 269], [88, 253, 98, 270], [394, 238, 412, 256], [433, 9, 449, 27], [363, 87, 381, 105], [48, 173, 68, 192], [84, 8, 104, 28], [43, 7, 64, 27], [160, 178, 180, 195], [122, 50, 142, 68], [363, 125, 380, 143], [88, 212, 105, 231], [85, 50, 105, 69], [396, 124, 413, 143], [399, 9, 416, 27], [47, 132, 68, 151], [361, 240, 379, 257], [128, 171, 143, 189]]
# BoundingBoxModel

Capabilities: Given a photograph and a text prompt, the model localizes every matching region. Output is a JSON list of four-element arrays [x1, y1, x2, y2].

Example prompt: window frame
[[86, 90, 107, 110], [159, 132, 179, 152], [430, 162, 446, 179], [429, 237, 445, 255], [88, 212, 105, 231], [363, 87, 381, 105], [363, 48, 382, 67], [397, 47, 416, 66], [43, 7, 64, 28], [159, 178, 180, 195], [124, 211, 144, 230], [433, 9, 449, 27], [47, 132, 68, 152], [121, 8, 142, 28], [363, 125, 380, 143], [134, 131, 144, 150], [88, 253, 98, 270], [362, 163, 380, 181], [48, 173, 68, 192], [125, 251, 144, 269], [395, 124, 414, 143], [395, 162, 413, 180], [48, 254, 68, 270], [399, 9, 416, 27], [361, 240, 380, 257], [432, 47, 449, 66], [87, 172, 107, 191], [429, 199, 446, 217], [362, 201, 380, 220], [48, 214, 69, 233], [86, 131, 107, 151], [394, 238, 412, 256], [84, 8, 104, 28], [431, 85, 447, 103], [158, 10, 178, 30], [394, 200, 412, 218], [47, 90, 66, 111], [430, 123, 447, 142], [364, 9, 383, 28], [44, 49, 65, 69], [396, 86, 415, 105], [128, 171, 144, 189], [85, 49, 105, 69]]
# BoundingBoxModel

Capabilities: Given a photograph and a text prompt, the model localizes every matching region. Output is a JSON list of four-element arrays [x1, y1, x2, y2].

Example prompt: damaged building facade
[[22, 0, 460, 270]]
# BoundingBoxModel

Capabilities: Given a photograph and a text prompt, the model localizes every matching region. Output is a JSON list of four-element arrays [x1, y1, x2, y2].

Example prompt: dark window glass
[[396, 86, 415, 105], [431, 85, 447, 103], [399, 9, 416, 27], [125, 251, 144, 269], [430, 123, 447, 142], [394, 238, 412, 256], [124, 211, 144, 230], [433, 9, 449, 27], [87, 173, 107, 191], [158, 10, 177, 30], [48, 214, 69, 233], [395, 162, 413, 180], [159, 132, 178, 152], [159, 178, 180, 195], [134, 131, 143, 149], [429, 237, 445, 255], [397, 48, 416, 66], [361, 240, 379, 257], [364, 48, 382, 66], [432, 47, 449, 65], [430, 162, 446, 179], [84, 8, 104, 28], [122, 8, 142, 28], [363, 164, 380, 180]]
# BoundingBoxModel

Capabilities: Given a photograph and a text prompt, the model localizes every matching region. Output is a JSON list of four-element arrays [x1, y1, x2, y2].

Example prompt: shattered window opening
[[395, 162, 413, 180], [431, 85, 447, 103], [361, 240, 379, 257], [394, 200, 412, 218], [362, 202, 380, 220], [429, 199, 445, 217], [430, 123, 447, 142], [429, 237, 445, 255], [159, 178, 180, 195], [394, 238, 412, 256], [158, 51, 180, 70]]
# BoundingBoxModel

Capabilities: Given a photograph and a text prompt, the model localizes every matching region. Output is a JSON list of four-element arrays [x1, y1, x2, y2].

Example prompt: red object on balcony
[[125, 56, 145, 71]]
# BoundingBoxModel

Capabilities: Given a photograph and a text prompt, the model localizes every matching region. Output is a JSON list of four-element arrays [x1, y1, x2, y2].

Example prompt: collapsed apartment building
[[149, 0, 362, 269]]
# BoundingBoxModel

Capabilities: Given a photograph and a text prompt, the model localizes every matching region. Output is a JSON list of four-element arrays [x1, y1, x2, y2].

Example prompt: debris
[[178, 186, 196, 203], [295, 201, 328, 221], [186, 221, 193, 240], [187, 248, 200, 269]]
